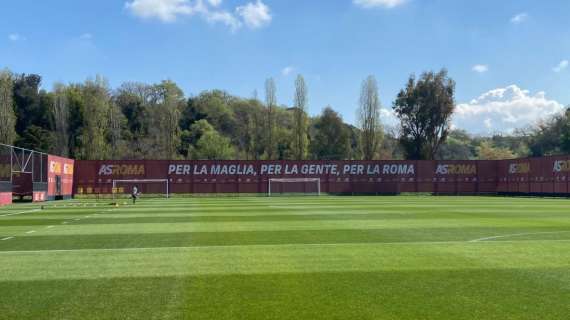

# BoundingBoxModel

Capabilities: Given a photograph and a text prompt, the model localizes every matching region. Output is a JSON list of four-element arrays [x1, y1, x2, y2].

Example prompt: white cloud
[[205, 10, 242, 31], [125, 0, 270, 31], [236, 0, 272, 29], [207, 0, 222, 7], [553, 60, 569, 73], [79, 33, 93, 40], [8, 33, 24, 41], [125, 0, 195, 22], [454, 85, 565, 134], [353, 0, 407, 9], [472, 64, 489, 73], [380, 108, 399, 127], [510, 12, 528, 24], [281, 66, 295, 76]]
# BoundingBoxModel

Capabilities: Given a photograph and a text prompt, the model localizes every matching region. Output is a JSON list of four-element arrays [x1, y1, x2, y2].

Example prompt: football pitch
[[1, 196, 569, 320]]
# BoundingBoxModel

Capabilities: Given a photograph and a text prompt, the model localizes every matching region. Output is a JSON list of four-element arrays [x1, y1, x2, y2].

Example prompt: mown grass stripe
[[0, 195, 569, 320], [2, 227, 570, 252]]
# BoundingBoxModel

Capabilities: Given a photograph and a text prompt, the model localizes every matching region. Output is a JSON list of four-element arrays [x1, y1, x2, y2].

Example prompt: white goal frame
[[268, 178, 321, 197], [112, 179, 170, 199]]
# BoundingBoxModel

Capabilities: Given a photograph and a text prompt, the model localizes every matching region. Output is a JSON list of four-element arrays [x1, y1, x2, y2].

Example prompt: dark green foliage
[[436, 130, 477, 160], [15, 125, 55, 152], [0, 67, 566, 160], [310, 107, 351, 160], [394, 69, 455, 160], [188, 120, 235, 160], [528, 107, 570, 156]]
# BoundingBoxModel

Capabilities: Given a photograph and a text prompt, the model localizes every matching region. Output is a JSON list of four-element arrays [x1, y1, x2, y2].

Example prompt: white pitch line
[[1, 237, 14, 241], [46, 226, 55, 229], [1, 239, 570, 255], [25, 230, 36, 234], [0, 209, 41, 218], [469, 231, 570, 242]]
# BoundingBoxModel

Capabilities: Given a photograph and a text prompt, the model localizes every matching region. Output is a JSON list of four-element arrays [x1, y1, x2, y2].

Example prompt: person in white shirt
[[132, 186, 139, 204]]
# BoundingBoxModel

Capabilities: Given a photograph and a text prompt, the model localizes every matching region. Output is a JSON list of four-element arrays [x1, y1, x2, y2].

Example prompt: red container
[[47, 155, 75, 200]]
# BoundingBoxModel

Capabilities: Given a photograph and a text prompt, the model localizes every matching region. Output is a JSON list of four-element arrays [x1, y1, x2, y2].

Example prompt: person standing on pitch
[[132, 185, 139, 204]]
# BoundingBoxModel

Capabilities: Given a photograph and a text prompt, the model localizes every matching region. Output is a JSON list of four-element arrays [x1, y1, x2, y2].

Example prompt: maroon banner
[[72, 157, 570, 196], [72, 160, 481, 195]]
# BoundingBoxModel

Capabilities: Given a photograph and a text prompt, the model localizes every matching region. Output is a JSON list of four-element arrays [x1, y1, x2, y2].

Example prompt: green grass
[[1, 196, 569, 320]]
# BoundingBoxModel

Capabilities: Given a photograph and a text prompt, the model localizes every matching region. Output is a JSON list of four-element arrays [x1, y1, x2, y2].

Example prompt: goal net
[[112, 179, 170, 199], [268, 178, 321, 196]]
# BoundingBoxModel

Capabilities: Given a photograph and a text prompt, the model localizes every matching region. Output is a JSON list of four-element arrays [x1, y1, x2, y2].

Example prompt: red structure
[[0, 152, 11, 206], [46, 155, 75, 200], [73, 156, 570, 196], [0, 144, 75, 206]]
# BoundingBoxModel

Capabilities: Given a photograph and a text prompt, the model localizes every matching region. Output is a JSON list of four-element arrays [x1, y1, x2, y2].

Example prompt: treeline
[[0, 68, 568, 160]]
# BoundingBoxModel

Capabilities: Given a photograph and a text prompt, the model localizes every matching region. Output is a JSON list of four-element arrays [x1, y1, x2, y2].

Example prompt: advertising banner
[[71, 160, 483, 195]]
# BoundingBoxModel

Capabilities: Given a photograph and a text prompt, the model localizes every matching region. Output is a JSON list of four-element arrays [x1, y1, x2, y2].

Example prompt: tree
[[52, 83, 70, 156], [66, 84, 86, 159], [189, 120, 235, 160], [231, 98, 265, 160], [561, 107, 570, 153], [527, 107, 569, 156], [292, 75, 309, 160], [114, 82, 153, 158], [188, 90, 236, 136], [13, 74, 43, 135], [310, 107, 351, 160], [436, 130, 477, 160], [153, 81, 183, 159], [115, 82, 150, 134], [11, 73, 56, 151], [358, 75, 383, 160], [80, 76, 112, 160], [477, 141, 516, 160], [15, 125, 55, 152], [393, 69, 455, 160], [0, 70, 17, 145], [265, 78, 277, 159], [107, 100, 128, 159]]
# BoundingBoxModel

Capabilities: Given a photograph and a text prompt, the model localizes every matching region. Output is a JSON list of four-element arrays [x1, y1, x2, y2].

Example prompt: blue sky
[[1, 0, 569, 134]]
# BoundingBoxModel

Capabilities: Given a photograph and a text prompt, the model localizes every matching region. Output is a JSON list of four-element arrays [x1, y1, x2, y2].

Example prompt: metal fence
[[0, 143, 47, 184]]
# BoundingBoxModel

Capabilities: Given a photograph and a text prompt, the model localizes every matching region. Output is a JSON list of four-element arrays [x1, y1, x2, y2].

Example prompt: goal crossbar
[[268, 178, 321, 196]]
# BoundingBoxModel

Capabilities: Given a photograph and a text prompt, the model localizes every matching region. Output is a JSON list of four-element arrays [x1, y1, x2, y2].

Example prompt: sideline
[[469, 231, 570, 242], [0, 209, 41, 218], [1, 239, 570, 255]]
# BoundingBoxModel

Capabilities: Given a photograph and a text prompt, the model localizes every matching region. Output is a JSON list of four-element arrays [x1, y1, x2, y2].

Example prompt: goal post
[[268, 178, 321, 196], [112, 179, 170, 199]]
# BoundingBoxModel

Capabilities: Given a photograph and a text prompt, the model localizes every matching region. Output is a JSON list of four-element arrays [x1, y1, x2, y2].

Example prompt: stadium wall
[[72, 157, 570, 196]]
